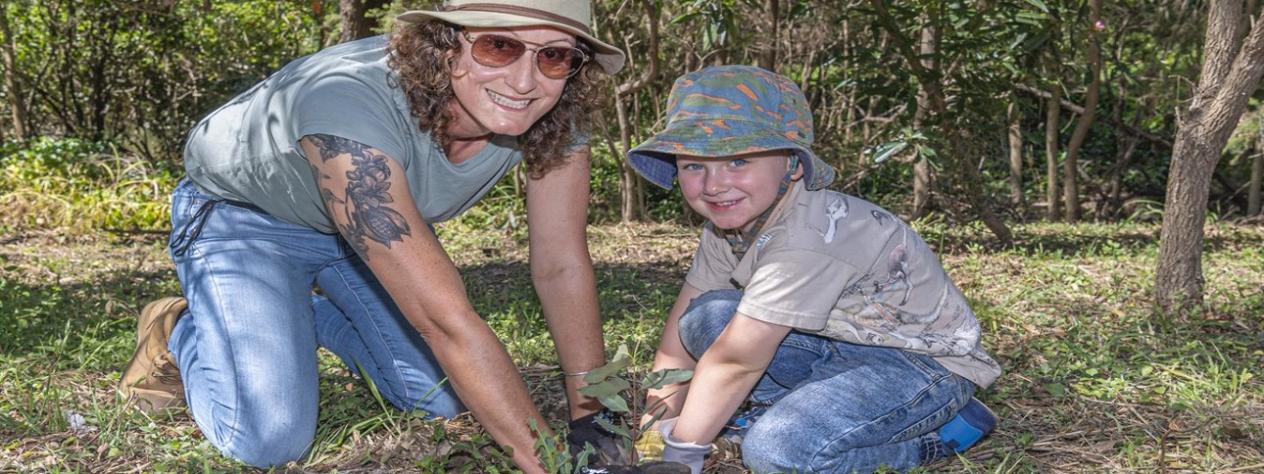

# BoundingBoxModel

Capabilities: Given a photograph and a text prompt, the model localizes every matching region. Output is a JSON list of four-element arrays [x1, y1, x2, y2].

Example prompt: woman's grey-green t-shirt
[[183, 35, 527, 233]]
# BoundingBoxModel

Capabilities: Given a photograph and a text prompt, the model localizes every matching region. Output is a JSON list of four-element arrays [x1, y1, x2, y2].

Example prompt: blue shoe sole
[[938, 398, 996, 453]]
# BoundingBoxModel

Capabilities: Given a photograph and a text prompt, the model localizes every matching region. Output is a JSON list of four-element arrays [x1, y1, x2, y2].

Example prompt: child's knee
[[677, 290, 741, 357], [740, 421, 799, 473]]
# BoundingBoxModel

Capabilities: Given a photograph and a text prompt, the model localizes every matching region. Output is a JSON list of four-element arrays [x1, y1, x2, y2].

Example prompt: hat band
[[444, 3, 592, 35]]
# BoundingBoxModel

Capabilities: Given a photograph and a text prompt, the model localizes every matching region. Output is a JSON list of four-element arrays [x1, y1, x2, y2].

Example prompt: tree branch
[[1014, 83, 1173, 148], [616, 0, 659, 97]]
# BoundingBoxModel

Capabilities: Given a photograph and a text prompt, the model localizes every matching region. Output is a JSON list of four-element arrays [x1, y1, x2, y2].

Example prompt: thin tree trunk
[[759, 0, 779, 71], [340, 0, 388, 43], [616, 0, 659, 222], [0, 2, 26, 139], [616, 93, 642, 221], [1062, 0, 1103, 222], [1008, 100, 1024, 208], [911, 18, 937, 219], [1156, 0, 1264, 310], [1046, 85, 1062, 220], [1250, 151, 1262, 216], [1106, 135, 1140, 217], [872, 0, 1012, 243]]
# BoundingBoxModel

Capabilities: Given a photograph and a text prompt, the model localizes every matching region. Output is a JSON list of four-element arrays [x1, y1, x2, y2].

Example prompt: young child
[[628, 66, 1002, 473]]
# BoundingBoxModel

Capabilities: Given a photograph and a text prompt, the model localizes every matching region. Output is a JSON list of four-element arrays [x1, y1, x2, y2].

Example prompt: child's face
[[676, 150, 803, 231]]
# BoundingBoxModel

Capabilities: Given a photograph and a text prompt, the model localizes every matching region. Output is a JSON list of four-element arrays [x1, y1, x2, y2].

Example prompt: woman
[[118, 1, 626, 471]]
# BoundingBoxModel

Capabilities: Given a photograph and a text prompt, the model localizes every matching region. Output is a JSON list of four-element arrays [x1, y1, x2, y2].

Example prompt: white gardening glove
[[657, 418, 712, 474]]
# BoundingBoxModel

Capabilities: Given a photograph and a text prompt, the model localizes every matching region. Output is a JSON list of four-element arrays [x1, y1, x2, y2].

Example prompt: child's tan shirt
[[685, 182, 1002, 388]]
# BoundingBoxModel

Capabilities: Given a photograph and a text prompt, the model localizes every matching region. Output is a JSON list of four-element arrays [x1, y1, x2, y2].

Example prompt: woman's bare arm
[[300, 134, 548, 473]]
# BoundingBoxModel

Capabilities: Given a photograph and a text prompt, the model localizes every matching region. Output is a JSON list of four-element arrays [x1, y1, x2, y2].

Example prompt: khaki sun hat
[[397, 0, 626, 75]]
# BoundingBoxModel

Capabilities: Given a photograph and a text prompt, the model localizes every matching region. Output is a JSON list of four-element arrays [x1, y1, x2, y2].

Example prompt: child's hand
[[661, 434, 710, 474], [639, 418, 710, 474]]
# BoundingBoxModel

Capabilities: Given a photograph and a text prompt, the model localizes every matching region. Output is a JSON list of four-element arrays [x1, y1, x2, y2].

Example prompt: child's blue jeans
[[165, 179, 463, 467], [677, 289, 975, 473]]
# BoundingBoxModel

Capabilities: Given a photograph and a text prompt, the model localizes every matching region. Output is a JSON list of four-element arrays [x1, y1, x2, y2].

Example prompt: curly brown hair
[[387, 20, 605, 177]]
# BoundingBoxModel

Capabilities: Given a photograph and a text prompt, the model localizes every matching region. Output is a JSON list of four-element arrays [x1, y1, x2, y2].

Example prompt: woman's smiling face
[[447, 26, 575, 138]]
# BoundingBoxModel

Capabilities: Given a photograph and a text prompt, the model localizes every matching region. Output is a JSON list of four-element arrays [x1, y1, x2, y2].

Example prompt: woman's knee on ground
[[214, 407, 317, 468], [677, 289, 742, 357]]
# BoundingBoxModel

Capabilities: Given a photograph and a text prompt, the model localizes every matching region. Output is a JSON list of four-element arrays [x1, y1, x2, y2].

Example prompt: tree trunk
[[616, 93, 642, 221], [1045, 85, 1062, 220], [616, 0, 660, 223], [339, 0, 388, 43], [759, 0, 779, 71], [1106, 135, 1140, 217], [871, 0, 1012, 243], [911, 18, 937, 219], [0, 2, 27, 139], [1156, 0, 1264, 311], [1062, 0, 1103, 222], [1249, 151, 1262, 216], [1008, 100, 1024, 208]]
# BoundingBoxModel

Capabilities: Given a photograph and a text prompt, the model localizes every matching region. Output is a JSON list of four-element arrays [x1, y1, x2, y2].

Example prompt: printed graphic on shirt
[[818, 195, 850, 243]]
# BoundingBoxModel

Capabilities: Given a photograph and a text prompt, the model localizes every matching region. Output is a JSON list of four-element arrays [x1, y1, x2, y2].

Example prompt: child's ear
[[788, 155, 805, 181]]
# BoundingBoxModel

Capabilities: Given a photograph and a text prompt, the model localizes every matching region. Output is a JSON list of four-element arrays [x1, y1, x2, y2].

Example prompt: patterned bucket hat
[[628, 65, 835, 190]]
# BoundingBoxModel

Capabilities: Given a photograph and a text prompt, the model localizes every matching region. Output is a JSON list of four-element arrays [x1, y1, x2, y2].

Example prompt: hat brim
[[397, 10, 625, 75], [628, 120, 835, 191]]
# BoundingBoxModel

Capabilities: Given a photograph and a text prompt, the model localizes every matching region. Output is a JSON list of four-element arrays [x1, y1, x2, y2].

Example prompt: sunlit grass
[[1, 143, 1261, 471]]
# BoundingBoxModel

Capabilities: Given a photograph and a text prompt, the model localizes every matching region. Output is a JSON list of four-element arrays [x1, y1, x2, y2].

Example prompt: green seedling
[[578, 344, 693, 465]]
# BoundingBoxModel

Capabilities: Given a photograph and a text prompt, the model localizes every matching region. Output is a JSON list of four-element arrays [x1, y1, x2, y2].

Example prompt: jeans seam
[[887, 373, 959, 443], [329, 260, 413, 406], [806, 370, 950, 469], [189, 243, 247, 457]]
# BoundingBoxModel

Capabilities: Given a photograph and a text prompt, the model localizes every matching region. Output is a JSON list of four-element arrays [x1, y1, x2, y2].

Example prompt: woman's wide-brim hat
[[398, 0, 626, 75]]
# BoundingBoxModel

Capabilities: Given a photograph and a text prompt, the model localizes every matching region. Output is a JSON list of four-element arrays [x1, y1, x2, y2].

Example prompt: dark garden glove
[[567, 409, 631, 466]]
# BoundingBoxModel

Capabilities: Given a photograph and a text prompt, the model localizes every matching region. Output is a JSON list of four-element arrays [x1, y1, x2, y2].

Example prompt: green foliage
[[0, 137, 178, 232], [2, 0, 328, 159], [532, 418, 593, 474], [578, 344, 693, 464]]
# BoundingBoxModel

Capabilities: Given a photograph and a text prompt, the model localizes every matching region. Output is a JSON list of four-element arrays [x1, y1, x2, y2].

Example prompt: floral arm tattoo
[[306, 134, 411, 259]]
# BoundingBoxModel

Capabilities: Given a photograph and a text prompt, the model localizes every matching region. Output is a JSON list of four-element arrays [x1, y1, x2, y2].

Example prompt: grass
[[1, 148, 1261, 472]]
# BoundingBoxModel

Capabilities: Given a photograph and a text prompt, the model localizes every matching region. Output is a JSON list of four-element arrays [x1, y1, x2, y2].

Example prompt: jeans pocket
[[170, 200, 218, 257]]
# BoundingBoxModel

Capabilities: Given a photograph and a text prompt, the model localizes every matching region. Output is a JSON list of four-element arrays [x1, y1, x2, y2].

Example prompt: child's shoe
[[937, 397, 996, 453], [717, 402, 770, 446]]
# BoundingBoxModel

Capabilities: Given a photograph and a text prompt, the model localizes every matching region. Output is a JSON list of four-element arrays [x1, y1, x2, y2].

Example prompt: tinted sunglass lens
[[472, 35, 525, 67], [537, 47, 583, 78]]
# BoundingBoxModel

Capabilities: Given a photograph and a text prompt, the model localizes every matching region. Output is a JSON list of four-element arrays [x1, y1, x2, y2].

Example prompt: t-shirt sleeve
[[737, 248, 857, 331], [565, 127, 591, 154], [291, 74, 409, 163], [685, 227, 737, 292]]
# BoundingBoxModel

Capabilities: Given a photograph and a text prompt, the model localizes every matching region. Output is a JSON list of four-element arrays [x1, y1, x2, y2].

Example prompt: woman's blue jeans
[[677, 289, 975, 473], [165, 179, 463, 467]]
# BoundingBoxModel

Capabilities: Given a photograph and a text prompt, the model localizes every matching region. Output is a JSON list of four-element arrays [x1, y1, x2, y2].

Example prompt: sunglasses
[[462, 31, 590, 80]]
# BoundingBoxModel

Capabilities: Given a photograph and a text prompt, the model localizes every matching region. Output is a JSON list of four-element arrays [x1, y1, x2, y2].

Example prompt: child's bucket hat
[[628, 65, 835, 190], [397, 0, 625, 74]]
